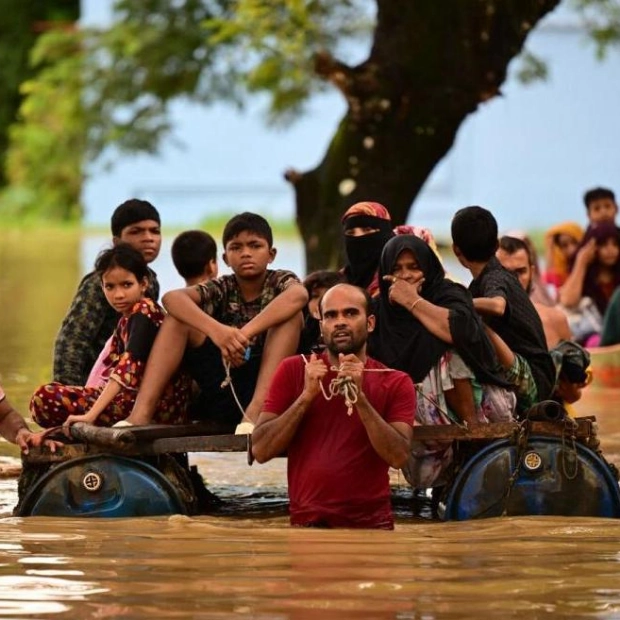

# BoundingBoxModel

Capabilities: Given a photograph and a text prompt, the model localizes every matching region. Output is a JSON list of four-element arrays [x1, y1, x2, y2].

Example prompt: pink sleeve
[[0, 383, 5, 403], [85, 335, 114, 389]]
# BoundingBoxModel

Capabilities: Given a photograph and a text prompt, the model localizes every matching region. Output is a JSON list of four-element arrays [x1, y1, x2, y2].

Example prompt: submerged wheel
[[442, 436, 620, 520], [16, 454, 189, 517]]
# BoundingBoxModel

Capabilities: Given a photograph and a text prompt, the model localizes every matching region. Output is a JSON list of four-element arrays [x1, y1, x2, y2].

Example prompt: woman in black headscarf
[[369, 235, 516, 487], [341, 201, 395, 297]]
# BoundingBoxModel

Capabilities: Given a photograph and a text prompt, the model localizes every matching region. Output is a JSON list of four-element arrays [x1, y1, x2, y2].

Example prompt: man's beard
[[324, 331, 366, 357]]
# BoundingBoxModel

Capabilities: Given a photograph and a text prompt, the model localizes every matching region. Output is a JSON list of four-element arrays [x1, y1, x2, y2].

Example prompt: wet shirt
[[53, 268, 159, 386], [263, 353, 415, 529], [469, 257, 555, 400]]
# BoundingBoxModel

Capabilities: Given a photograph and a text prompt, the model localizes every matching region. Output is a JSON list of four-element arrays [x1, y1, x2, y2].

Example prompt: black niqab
[[342, 215, 394, 289]]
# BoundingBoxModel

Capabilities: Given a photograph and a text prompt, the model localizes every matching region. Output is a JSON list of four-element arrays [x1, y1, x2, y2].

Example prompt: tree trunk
[[287, 0, 561, 273]]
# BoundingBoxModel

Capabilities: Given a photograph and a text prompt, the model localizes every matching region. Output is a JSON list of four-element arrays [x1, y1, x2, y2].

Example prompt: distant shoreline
[[0, 218, 546, 253]]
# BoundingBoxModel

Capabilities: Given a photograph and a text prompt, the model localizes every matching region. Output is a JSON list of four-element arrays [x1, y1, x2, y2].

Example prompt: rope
[[301, 354, 394, 416], [220, 352, 396, 422], [221, 360, 251, 423], [560, 416, 579, 480]]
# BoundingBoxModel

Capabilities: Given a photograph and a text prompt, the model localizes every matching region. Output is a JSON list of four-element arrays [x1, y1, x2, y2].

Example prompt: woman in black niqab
[[341, 201, 394, 297]]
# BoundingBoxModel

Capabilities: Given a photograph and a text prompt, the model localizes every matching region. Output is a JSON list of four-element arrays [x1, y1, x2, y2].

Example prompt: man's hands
[[336, 353, 365, 393], [302, 353, 328, 399]]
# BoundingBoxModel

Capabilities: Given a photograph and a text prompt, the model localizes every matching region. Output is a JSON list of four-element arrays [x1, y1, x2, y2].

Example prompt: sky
[[81, 2, 620, 241]]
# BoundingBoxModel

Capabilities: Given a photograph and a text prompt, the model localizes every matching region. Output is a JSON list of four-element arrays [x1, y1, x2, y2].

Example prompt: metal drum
[[442, 436, 620, 520], [16, 454, 189, 518]]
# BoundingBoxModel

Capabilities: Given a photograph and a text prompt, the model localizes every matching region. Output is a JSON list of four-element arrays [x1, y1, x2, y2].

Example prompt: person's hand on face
[[383, 274, 424, 308]]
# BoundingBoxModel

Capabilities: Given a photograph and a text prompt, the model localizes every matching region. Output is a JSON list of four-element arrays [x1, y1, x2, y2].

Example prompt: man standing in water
[[252, 284, 415, 529]]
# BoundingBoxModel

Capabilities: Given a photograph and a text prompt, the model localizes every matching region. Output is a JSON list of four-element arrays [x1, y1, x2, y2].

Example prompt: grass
[[0, 214, 302, 240], [0, 216, 546, 255]]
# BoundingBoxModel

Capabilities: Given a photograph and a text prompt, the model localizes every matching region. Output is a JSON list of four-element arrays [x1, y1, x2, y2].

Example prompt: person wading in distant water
[[252, 283, 415, 530]]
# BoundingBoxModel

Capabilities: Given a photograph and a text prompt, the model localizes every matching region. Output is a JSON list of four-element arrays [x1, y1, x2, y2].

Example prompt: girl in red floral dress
[[31, 244, 191, 428]]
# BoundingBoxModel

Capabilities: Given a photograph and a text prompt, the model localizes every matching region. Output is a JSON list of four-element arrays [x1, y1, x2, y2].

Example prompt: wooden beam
[[150, 434, 249, 454], [23, 417, 596, 465], [23, 434, 251, 464], [411, 418, 594, 441]]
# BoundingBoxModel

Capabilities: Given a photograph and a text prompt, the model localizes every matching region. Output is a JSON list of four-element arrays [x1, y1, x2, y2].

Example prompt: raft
[[15, 422, 248, 518], [15, 406, 620, 520]]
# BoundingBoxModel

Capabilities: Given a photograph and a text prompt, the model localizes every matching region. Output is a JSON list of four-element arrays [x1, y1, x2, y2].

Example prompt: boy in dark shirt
[[451, 206, 555, 410], [124, 212, 308, 431]]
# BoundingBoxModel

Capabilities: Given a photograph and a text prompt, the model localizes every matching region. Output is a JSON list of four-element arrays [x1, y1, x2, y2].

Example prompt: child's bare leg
[[444, 378, 478, 427], [126, 315, 199, 425], [243, 313, 303, 424]]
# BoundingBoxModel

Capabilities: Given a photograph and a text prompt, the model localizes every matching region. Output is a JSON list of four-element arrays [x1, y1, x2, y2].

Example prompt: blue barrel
[[442, 436, 620, 520], [17, 455, 189, 517]]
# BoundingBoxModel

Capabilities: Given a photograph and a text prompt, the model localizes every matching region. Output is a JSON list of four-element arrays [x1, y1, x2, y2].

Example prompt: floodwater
[[1, 229, 620, 619]]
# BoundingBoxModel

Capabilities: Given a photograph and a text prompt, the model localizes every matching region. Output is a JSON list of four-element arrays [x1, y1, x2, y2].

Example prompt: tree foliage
[[3, 30, 84, 220], [0, 1, 79, 191], [3, 0, 620, 262]]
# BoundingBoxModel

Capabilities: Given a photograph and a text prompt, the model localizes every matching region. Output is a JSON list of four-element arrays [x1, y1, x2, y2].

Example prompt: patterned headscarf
[[341, 201, 392, 224], [393, 224, 443, 263]]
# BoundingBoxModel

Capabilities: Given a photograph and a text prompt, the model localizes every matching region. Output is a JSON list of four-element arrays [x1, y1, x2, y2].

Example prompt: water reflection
[[0, 516, 619, 618]]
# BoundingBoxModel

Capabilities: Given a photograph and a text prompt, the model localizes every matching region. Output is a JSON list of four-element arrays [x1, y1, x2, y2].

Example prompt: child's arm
[[241, 283, 308, 341], [163, 286, 249, 361], [483, 324, 515, 369], [64, 379, 122, 426], [473, 296, 506, 317]]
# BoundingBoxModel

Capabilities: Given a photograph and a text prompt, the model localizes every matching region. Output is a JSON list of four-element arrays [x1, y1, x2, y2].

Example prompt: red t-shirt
[[263, 353, 415, 529]]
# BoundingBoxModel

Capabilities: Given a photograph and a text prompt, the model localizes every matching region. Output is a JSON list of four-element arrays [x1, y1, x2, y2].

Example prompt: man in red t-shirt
[[252, 283, 415, 529]]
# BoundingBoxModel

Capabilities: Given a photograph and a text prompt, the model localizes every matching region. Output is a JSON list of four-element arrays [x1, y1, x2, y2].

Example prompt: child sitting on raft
[[30, 244, 192, 428]]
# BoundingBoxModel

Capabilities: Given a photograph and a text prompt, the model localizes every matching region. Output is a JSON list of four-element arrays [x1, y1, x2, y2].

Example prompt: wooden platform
[[21, 416, 599, 465]]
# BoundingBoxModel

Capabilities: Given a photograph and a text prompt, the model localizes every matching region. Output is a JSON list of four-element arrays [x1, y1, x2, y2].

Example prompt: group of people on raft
[[1, 191, 613, 528]]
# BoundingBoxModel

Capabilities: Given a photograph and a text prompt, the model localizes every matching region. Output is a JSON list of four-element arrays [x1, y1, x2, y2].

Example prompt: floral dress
[[31, 298, 192, 428]]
